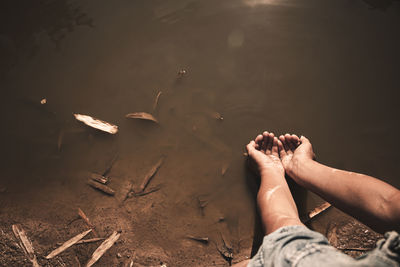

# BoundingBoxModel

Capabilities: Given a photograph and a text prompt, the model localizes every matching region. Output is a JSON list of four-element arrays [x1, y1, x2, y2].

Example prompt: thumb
[[300, 135, 310, 144]]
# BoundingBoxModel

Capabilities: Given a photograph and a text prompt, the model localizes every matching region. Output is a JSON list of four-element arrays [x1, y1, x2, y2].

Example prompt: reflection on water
[[0, 0, 399, 264]]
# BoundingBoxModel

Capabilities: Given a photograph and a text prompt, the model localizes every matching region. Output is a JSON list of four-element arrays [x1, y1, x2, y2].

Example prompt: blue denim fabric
[[248, 225, 400, 267]]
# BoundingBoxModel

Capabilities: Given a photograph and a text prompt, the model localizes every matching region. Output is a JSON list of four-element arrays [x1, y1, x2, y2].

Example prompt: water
[[0, 0, 399, 264]]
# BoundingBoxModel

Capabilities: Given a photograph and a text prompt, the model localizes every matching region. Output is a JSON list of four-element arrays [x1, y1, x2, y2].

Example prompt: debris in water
[[76, 237, 105, 244], [125, 112, 159, 123], [178, 69, 187, 76], [102, 153, 118, 177], [221, 163, 229, 176], [186, 235, 209, 244], [134, 184, 163, 197], [91, 173, 109, 184], [74, 114, 118, 134], [12, 224, 40, 267], [40, 98, 47, 104], [197, 196, 209, 216], [46, 229, 92, 259], [138, 157, 164, 193], [301, 202, 331, 223], [57, 128, 65, 151], [87, 179, 115, 196], [86, 231, 121, 267], [153, 91, 162, 112], [78, 208, 97, 236]]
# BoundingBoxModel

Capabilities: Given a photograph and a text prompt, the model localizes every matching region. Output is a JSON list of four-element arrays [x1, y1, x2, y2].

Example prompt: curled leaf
[[125, 112, 158, 123]]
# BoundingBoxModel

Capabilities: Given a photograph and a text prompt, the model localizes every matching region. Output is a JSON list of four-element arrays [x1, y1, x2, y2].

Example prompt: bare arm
[[279, 135, 400, 233]]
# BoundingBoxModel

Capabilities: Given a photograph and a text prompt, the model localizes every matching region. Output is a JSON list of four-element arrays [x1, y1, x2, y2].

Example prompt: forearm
[[258, 169, 302, 234], [288, 159, 400, 233]]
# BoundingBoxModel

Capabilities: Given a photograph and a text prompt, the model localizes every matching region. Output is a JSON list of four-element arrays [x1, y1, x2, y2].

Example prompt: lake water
[[0, 0, 399, 264]]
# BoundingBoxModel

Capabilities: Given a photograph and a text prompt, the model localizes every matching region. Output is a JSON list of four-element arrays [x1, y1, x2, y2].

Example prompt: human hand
[[246, 132, 285, 177], [278, 134, 315, 175]]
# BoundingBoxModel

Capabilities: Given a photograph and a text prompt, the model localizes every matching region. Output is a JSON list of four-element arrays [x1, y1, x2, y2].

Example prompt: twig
[[152, 91, 162, 112], [337, 247, 372, 251], [134, 185, 162, 197], [138, 157, 164, 193], [12, 224, 40, 267], [102, 153, 118, 177], [186, 235, 209, 244], [78, 208, 98, 236], [90, 173, 109, 185], [46, 229, 92, 259], [87, 180, 115, 196], [86, 231, 121, 267], [76, 238, 105, 244], [301, 202, 331, 223]]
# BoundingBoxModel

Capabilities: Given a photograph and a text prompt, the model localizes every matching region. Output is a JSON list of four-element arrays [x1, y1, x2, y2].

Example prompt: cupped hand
[[246, 132, 285, 177], [278, 134, 315, 174]]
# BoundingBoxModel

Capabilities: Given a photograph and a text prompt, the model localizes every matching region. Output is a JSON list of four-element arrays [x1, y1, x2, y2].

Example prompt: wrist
[[286, 157, 314, 182]]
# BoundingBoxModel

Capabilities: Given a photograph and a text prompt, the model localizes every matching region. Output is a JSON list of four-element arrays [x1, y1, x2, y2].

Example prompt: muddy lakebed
[[0, 0, 399, 266]]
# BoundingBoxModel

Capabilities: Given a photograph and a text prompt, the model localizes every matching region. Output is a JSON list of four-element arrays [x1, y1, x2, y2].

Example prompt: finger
[[291, 134, 300, 146], [279, 135, 290, 152], [290, 135, 299, 149], [246, 141, 256, 154], [255, 134, 263, 150], [285, 134, 296, 151], [300, 135, 310, 145], [271, 137, 279, 156], [278, 139, 286, 158], [266, 132, 274, 155], [262, 131, 269, 152]]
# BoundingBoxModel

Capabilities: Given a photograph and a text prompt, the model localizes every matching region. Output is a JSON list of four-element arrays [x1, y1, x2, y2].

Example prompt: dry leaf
[[74, 114, 118, 134], [125, 112, 158, 123]]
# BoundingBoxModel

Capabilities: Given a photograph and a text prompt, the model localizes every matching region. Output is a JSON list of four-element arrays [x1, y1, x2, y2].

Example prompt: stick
[[337, 247, 372, 251], [76, 238, 105, 244], [86, 231, 121, 267], [58, 129, 64, 151], [12, 224, 40, 267], [186, 235, 209, 244], [134, 185, 162, 197], [102, 154, 118, 177], [138, 157, 164, 193], [90, 173, 109, 185], [152, 91, 162, 112], [46, 229, 92, 259], [301, 202, 331, 223], [87, 180, 115, 196], [78, 208, 98, 236]]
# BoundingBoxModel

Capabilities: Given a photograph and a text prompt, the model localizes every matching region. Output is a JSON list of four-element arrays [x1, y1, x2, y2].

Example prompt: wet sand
[[0, 0, 399, 266]]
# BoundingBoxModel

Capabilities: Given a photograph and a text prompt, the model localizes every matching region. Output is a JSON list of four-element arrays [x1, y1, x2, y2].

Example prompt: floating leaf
[[125, 112, 158, 123], [74, 114, 118, 134]]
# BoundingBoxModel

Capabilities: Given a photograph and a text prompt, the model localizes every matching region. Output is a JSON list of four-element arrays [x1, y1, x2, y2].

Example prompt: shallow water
[[1, 0, 400, 260]]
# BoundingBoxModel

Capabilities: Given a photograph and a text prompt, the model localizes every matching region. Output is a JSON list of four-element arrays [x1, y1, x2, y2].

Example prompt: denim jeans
[[248, 225, 400, 267]]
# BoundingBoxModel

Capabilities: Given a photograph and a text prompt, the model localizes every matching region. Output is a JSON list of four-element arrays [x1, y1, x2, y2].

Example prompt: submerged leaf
[[125, 112, 158, 123]]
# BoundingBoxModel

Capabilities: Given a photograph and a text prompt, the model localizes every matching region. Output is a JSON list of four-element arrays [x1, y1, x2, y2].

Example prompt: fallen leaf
[[74, 114, 118, 134], [125, 112, 158, 123]]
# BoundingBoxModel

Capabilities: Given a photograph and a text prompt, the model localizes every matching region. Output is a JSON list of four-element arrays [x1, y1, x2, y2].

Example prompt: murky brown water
[[0, 0, 399, 265]]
